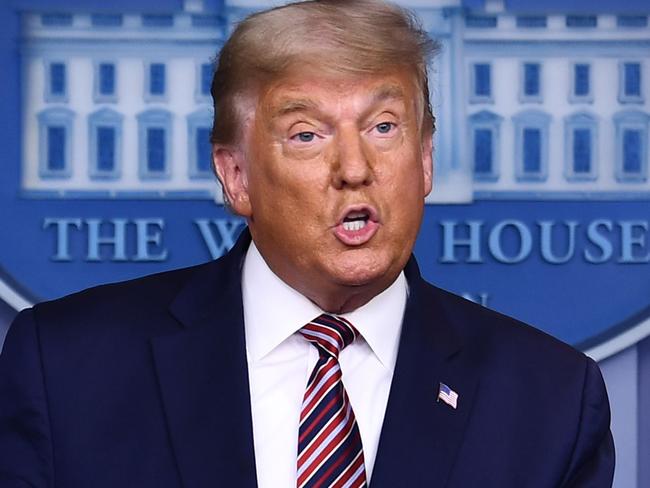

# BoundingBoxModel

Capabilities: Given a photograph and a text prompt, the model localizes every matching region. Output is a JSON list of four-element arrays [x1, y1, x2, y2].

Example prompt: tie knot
[[299, 313, 359, 358]]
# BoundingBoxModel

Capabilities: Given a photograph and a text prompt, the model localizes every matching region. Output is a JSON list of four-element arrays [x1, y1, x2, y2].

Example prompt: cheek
[[249, 161, 324, 228], [382, 156, 426, 226], [257, 143, 287, 186], [378, 147, 423, 189]]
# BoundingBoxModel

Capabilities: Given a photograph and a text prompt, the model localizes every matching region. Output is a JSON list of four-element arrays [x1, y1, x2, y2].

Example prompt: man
[[0, 0, 614, 487]]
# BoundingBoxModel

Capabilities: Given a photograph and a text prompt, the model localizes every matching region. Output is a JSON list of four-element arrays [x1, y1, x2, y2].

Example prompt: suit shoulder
[[427, 282, 587, 369], [29, 261, 215, 337], [38, 262, 203, 311]]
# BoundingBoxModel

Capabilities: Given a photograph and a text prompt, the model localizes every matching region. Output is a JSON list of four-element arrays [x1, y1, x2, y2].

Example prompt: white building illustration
[[20, 0, 650, 202], [22, 3, 225, 201]]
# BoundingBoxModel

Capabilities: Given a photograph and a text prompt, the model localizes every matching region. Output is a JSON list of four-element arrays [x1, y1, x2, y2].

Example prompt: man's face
[[218, 68, 432, 310]]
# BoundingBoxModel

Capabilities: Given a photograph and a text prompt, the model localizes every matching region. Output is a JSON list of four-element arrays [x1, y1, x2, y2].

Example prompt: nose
[[331, 128, 374, 190]]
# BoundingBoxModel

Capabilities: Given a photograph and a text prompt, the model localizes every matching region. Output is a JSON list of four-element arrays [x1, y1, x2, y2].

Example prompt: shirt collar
[[242, 241, 407, 370], [340, 271, 407, 370]]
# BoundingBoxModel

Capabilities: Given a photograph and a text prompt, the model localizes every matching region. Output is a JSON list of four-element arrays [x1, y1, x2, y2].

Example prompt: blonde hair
[[210, 0, 440, 146]]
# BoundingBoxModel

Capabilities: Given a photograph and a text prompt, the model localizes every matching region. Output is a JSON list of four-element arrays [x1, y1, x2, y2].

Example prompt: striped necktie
[[296, 314, 367, 488]]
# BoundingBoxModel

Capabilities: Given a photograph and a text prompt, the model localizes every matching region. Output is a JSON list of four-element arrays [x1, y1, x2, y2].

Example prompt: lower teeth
[[343, 220, 366, 232]]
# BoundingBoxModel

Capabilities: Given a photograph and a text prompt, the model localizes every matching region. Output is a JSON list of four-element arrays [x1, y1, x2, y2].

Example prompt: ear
[[421, 132, 433, 197], [213, 145, 252, 217]]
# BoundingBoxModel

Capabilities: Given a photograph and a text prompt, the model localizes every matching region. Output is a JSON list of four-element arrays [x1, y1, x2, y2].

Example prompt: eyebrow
[[369, 84, 407, 105], [273, 98, 321, 118], [271, 83, 408, 120]]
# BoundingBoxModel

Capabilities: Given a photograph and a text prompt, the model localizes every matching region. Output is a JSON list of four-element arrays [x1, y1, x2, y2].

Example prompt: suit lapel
[[151, 231, 258, 488], [370, 258, 480, 488]]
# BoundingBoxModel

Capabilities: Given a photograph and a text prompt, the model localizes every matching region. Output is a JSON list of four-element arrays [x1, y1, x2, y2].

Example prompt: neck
[[292, 273, 398, 315], [308, 289, 376, 315]]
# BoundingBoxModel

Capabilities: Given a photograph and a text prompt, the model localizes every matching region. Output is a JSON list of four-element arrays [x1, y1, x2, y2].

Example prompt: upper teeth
[[343, 220, 367, 232]]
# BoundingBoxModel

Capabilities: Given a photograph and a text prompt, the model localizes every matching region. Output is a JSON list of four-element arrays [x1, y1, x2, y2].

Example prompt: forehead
[[257, 69, 420, 119]]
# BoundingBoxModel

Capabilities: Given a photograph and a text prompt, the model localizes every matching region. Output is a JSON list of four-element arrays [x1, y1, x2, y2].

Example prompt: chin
[[328, 252, 395, 288]]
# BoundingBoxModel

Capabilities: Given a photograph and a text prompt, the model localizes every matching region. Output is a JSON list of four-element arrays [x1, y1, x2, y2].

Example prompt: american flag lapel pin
[[437, 382, 459, 409]]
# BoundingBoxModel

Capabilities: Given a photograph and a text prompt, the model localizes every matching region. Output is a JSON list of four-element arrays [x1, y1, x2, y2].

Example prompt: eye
[[375, 122, 394, 134], [292, 131, 316, 143]]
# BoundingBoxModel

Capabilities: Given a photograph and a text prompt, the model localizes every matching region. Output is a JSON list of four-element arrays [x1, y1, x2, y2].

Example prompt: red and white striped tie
[[296, 314, 367, 488]]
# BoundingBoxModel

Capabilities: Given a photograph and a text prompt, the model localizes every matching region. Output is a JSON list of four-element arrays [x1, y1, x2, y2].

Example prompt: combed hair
[[210, 0, 440, 146]]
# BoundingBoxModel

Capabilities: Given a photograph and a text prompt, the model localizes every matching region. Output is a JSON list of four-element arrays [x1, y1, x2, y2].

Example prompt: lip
[[333, 204, 380, 246]]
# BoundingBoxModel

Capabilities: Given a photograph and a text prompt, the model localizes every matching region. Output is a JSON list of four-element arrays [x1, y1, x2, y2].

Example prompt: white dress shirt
[[242, 242, 407, 487]]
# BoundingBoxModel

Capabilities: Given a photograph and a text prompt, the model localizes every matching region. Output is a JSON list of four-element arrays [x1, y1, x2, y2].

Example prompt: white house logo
[[2, 0, 650, 359]]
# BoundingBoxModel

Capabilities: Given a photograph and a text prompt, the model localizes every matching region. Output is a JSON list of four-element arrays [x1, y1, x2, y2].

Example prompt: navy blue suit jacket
[[0, 230, 614, 487]]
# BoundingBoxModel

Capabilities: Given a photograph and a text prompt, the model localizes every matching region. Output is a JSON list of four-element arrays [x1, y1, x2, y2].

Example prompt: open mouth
[[334, 205, 380, 246], [342, 211, 370, 232]]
